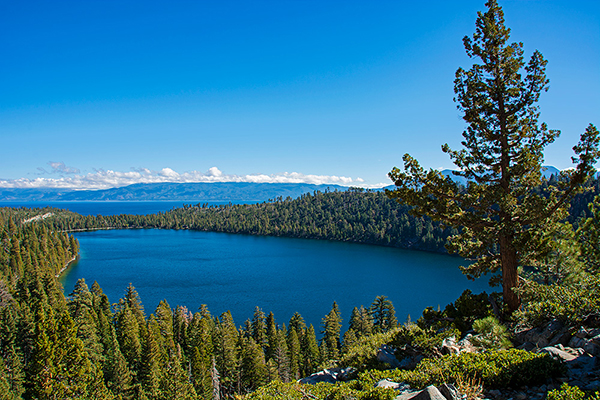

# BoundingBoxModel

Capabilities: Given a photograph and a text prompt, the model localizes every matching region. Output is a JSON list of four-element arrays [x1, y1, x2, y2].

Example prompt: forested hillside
[[0, 208, 405, 399], [27, 177, 600, 256]]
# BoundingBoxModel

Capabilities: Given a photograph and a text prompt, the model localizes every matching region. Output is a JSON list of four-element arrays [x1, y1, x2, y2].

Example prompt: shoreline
[[56, 254, 79, 278]]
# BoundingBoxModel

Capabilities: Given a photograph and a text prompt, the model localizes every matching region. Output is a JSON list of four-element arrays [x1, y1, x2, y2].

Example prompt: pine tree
[[139, 317, 163, 400], [369, 296, 397, 333], [214, 311, 239, 397], [348, 306, 373, 337], [387, 0, 600, 312], [240, 337, 268, 391], [250, 306, 267, 349], [301, 325, 320, 376], [321, 302, 342, 361]]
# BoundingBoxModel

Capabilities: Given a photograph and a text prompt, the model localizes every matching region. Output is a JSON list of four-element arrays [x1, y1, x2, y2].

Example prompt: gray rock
[[583, 381, 600, 391], [539, 346, 577, 362], [376, 379, 405, 390], [584, 341, 600, 357], [488, 389, 502, 397], [298, 367, 356, 384], [406, 385, 448, 400], [516, 320, 566, 348], [378, 345, 401, 368], [569, 336, 588, 349], [438, 383, 461, 400]]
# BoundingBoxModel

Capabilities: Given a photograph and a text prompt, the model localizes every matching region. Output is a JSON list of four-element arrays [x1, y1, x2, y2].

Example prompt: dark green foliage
[[358, 349, 564, 390], [321, 302, 342, 362], [32, 189, 454, 254], [369, 296, 397, 333], [417, 289, 495, 334], [338, 328, 401, 372], [547, 383, 600, 400], [391, 324, 460, 359], [516, 275, 600, 325], [386, 0, 600, 312]]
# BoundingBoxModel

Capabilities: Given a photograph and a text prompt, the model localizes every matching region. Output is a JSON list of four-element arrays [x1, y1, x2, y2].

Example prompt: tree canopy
[[386, 0, 600, 312]]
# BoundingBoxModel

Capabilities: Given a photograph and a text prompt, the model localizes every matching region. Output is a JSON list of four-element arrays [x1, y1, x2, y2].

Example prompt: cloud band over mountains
[[0, 166, 365, 190]]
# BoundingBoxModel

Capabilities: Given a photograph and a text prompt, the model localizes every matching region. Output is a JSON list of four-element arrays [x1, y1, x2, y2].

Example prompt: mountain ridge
[[0, 182, 349, 202]]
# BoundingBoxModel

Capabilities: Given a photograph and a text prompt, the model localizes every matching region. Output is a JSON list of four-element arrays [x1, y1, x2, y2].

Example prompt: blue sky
[[1, 0, 599, 189]]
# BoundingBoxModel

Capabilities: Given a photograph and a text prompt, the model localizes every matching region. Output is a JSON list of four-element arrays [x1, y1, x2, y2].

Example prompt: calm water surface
[[60, 229, 490, 329]]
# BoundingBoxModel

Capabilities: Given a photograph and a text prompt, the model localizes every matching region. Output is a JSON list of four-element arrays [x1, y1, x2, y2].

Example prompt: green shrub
[[358, 349, 564, 391], [417, 290, 496, 334], [470, 316, 512, 350], [391, 324, 460, 358], [546, 383, 600, 400], [516, 276, 600, 326], [243, 380, 398, 400], [337, 328, 401, 372]]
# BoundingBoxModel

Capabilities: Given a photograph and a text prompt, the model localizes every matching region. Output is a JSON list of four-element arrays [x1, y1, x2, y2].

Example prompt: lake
[[60, 228, 491, 330], [0, 201, 248, 216]]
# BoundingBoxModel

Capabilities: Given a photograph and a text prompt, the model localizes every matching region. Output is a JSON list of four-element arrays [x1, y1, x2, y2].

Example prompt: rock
[[441, 335, 476, 355], [569, 336, 588, 349], [298, 367, 356, 384], [441, 336, 460, 355], [583, 381, 600, 391], [517, 342, 537, 352], [488, 389, 502, 397], [515, 319, 567, 348], [397, 354, 424, 370], [376, 379, 410, 391], [584, 340, 600, 357], [515, 392, 527, 400], [575, 327, 590, 339], [378, 345, 402, 368], [405, 385, 448, 400], [539, 346, 578, 362], [438, 383, 461, 400]]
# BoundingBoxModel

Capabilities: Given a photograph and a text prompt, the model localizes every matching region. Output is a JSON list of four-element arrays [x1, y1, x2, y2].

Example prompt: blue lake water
[[60, 229, 491, 330], [0, 201, 252, 216]]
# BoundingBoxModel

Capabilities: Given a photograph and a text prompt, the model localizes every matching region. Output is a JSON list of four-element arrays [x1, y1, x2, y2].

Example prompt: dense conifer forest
[[1, 175, 600, 399], [16, 177, 600, 255]]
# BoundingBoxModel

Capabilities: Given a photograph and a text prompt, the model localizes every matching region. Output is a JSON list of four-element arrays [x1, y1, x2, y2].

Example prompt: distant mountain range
[[0, 182, 349, 202], [439, 165, 562, 186], [0, 166, 577, 202]]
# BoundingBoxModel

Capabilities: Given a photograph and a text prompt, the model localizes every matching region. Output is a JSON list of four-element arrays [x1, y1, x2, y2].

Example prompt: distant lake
[[60, 229, 491, 330], [0, 200, 254, 216]]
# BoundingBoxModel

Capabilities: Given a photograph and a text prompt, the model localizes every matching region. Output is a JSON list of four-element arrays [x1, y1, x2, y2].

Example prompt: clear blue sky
[[1, 0, 599, 189]]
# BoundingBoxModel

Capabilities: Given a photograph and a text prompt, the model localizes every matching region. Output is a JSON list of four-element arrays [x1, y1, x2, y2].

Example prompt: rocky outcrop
[[441, 335, 476, 355], [515, 320, 572, 349], [391, 384, 460, 400], [538, 344, 599, 391], [298, 367, 355, 384], [378, 345, 402, 368]]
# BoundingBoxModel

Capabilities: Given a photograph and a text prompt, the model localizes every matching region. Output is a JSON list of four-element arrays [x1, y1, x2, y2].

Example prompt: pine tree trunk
[[500, 234, 520, 312]]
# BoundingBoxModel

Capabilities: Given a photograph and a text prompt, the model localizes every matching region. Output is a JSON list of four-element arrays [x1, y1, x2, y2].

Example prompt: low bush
[[516, 276, 600, 326], [391, 324, 460, 358], [470, 316, 512, 350], [547, 383, 600, 400], [337, 328, 401, 372], [357, 349, 563, 390]]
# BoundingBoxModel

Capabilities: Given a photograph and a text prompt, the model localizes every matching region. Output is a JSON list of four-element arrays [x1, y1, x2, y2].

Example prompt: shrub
[[470, 316, 512, 350], [516, 276, 600, 326], [391, 324, 460, 358], [242, 380, 398, 400], [547, 383, 600, 400], [417, 290, 497, 334], [338, 328, 401, 372], [357, 349, 564, 391]]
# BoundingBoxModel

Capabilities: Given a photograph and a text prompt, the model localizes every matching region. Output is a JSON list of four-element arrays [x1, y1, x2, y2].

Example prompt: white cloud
[[0, 167, 369, 190], [207, 167, 222, 177]]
